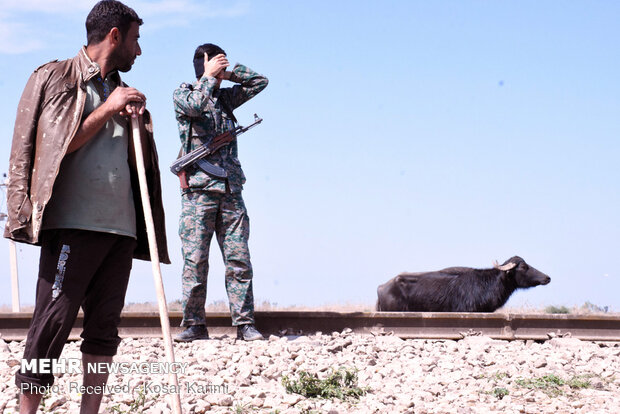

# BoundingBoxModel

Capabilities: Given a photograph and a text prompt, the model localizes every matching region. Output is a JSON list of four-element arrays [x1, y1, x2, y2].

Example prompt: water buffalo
[[376, 256, 550, 312]]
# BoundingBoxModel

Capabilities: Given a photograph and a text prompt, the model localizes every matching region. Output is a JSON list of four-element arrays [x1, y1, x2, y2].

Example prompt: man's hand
[[106, 86, 146, 119], [203, 53, 229, 78]]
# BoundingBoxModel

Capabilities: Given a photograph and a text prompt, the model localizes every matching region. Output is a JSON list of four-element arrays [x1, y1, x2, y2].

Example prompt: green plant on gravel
[[232, 402, 249, 414], [477, 371, 509, 382], [481, 371, 511, 399], [566, 375, 592, 389], [515, 374, 592, 398], [516, 374, 564, 397], [492, 372, 509, 381], [282, 367, 369, 400], [232, 401, 257, 414], [492, 387, 509, 400], [297, 402, 323, 414], [299, 408, 322, 414], [108, 387, 152, 413]]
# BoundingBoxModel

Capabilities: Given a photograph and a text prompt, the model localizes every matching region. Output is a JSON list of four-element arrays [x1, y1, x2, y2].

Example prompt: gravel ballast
[[1, 330, 618, 413]]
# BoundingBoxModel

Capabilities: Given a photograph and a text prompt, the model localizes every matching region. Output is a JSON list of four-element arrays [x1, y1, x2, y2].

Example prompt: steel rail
[[1, 311, 619, 342]]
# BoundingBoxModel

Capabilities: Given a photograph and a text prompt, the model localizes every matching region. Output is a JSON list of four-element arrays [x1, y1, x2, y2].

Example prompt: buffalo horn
[[493, 260, 517, 271]]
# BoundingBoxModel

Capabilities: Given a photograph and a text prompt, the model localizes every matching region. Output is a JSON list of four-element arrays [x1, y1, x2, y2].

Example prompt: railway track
[[1, 311, 619, 342]]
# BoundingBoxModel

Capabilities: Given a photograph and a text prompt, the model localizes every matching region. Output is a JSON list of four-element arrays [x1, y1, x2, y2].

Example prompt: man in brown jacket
[[4, 1, 168, 413]]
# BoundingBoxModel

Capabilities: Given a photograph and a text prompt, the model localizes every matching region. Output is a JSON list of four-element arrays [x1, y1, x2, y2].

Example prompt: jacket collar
[[78, 46, 122, 85], [79, 46, 101, 83]]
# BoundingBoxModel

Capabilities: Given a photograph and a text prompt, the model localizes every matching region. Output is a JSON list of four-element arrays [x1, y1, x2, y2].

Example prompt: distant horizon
[[1, 0, 619, 313], [1, 297, 616, 315]]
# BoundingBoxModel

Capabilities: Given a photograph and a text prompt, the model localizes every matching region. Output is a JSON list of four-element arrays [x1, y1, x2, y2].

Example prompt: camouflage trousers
[[179, 190, 255, 326]]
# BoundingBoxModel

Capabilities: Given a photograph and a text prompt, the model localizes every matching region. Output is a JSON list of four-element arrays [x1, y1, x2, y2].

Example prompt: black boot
[[237, 324, 264, 341], [175, 325, 209, 342]]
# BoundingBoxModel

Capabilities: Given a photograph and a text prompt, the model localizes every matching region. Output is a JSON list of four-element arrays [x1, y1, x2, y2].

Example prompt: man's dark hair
[[193, 43, 226, 79], [86, 0, 143, 45]]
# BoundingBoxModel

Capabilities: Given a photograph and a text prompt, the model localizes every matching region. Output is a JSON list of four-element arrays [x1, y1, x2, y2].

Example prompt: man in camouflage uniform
[[173, 43, 268, 341]]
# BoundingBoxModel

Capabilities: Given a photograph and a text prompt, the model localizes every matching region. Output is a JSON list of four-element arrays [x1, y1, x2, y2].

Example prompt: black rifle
[[170, 114, 262, 188]]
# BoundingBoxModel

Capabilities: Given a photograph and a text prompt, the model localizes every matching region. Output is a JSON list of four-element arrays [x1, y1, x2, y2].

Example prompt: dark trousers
[[15, 229, 136, 389]]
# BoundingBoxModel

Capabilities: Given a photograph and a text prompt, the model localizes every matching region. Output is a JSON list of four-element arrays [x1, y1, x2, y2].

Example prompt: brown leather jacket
[[4, 48, 170, 264]]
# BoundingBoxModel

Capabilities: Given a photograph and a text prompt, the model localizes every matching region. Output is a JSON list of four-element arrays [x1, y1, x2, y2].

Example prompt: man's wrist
[[199, 74, 217, 84], [98, 99, 116, 118], [228, 72, 240, 83]]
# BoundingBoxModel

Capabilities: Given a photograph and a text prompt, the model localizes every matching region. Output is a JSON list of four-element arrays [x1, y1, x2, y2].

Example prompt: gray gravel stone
[[1, 335, 618, 413]]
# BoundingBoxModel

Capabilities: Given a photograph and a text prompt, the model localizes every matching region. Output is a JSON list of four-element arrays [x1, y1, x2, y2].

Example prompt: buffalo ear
[[493, 261, 517, 272]]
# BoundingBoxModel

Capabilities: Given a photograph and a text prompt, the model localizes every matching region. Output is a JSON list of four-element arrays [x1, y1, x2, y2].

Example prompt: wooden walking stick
[[9, 240, 20, 312], [1, 178, 19, 312], [131, 117, 183, 414]]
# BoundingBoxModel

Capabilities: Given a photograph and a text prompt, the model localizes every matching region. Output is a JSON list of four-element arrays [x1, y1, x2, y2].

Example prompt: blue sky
[[1, 0, 619, 311]]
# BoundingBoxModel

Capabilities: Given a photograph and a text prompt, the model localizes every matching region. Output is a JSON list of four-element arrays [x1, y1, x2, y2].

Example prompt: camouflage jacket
[[173, 64, 268, 193]]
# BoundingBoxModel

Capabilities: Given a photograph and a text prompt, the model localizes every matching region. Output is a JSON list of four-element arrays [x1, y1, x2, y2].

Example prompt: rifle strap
[[219, 98, 238, 126], [184, 118, 193, 156], [181, 94, 235, 158]]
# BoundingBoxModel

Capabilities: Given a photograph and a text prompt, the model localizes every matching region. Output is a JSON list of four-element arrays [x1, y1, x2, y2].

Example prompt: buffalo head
[[494, 256, 551, 288]]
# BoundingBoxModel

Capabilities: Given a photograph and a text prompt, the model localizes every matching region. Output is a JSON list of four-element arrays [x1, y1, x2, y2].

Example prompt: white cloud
[[0, 20, 44, 54], [0, 0, 250, 54], [134, 0, 251, 32], [0, 0, 249, 17], [0, 0, 94, 14]]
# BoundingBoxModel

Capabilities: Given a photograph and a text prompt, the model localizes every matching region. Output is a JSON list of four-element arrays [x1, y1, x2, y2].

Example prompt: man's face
[[112, 21, 141, 73]]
